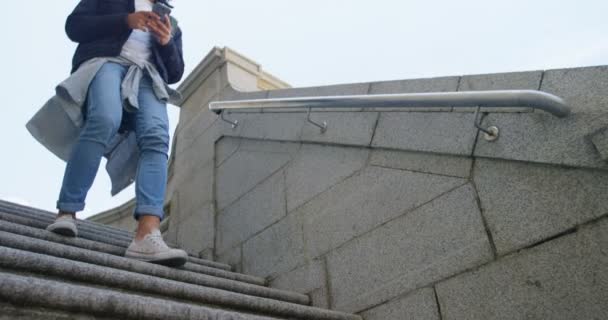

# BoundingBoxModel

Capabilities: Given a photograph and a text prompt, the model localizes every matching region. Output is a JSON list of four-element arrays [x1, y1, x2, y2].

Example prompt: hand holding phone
[[147, 3, 173, 45], [153, 2, 172, 23]]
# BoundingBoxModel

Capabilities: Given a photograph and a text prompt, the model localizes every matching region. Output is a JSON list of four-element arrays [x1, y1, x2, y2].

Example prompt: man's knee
[[80, 113, 122, 146], [137, 126, 169, 155]]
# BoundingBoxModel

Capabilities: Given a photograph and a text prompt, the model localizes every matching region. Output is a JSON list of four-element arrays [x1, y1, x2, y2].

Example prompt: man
[[35, 0, 187, 266]]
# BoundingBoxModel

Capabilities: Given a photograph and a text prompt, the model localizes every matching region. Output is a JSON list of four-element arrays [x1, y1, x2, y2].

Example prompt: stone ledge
[[369, 76, 459, 112], [456, 70, 542, 113], [195, 65, 608, 172]]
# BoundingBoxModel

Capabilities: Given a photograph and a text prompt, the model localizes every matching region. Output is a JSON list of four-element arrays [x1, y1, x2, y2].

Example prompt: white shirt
[[120, 0, 154, 66]]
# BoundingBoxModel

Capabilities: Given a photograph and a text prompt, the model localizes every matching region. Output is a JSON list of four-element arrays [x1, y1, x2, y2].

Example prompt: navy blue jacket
[[66, 0, 184, 84]]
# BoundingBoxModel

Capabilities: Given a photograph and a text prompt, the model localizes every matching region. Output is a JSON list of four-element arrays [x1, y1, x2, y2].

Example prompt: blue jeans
[[56, 62, 169, 221]]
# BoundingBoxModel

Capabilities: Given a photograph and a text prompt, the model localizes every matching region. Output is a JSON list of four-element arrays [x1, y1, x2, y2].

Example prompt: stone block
[[372, 112, 478, 156], [269, 258, 325, 291], [170, 157, 214, 199], [234, 113, 307, 142], [360, 288, 440, 320], [474, 111, 608, 170], [435, 218, 608, 320], [174, 129, 217, 179], [162, 195, 179, 245], [326, 184, 493, 313], [216, 245, 242, 273], [223, 63, 259, 92], [216, 85, 269, 114], [175, 108, 219, 156], [300, 112, 379, 146], [456, 70, 542, 113], [162, 223, 178, 245], [175, 162, 215, 213], [219, 85, 269, 102], [473, 158, 608, 255], [266, 82, 370, 112], [269, 258, 327, 306], [309, 287, 330, 309], [216, 141, 297, 210], [269, 82, 370, 99], [590, 126, 608, 162], [197, 248, 214, 261], [369, 76, 459, 112], [215, 136, 241, 167], [285, 144, 369, 212], [178, 69, 223, 126], [473, 66, 608, 169], [176, 202, 214, 254], [237, 138, 301, 155], [242, 213, 305, 278], [370, 149, 472, 178], [299, 166, 467, 259], [217, 170, 286, 254], [171, 121, 223, 191], [541, 66, 608, 113]]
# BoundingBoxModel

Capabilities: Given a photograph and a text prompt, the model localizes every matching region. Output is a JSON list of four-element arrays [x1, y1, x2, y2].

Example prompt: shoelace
[[146, 232, 167, 249], [57, 215, 75, 221]]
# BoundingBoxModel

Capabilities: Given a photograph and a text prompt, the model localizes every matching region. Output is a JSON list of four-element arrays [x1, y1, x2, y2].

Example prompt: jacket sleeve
[[157, 26, 185, 84], [65, 0, 131, 43]]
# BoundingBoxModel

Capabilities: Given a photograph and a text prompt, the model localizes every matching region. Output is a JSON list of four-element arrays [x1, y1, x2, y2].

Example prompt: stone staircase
[[0, 200, 361, 320]]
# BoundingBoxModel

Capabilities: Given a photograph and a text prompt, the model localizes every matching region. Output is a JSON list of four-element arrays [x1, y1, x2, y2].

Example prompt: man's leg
[[56, 63, 127, 217], [132, 75, 170, 240], [126, 81, 187, 266]]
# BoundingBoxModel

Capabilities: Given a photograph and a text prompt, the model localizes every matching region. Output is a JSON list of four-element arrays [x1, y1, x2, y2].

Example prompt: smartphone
[[152, 2, 172, 22]]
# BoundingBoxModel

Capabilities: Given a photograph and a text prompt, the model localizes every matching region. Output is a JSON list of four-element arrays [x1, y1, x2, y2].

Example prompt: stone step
[[0, 210, 232, 272], [0, 200, 132, 238], [0, 218, 266, 286], [0, 302, 119, 320], [0, 248, 361, 320], [3, 206, 134, 242], [0, 231, 306, 305], [0, 272, 288, 320], [0, 201, 226, 268], [5, 206, 234, 271], [0, 201, 236, 271]]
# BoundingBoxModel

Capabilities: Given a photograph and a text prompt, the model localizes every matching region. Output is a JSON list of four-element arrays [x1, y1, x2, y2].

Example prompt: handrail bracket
[[220, 111, 239, 129], [474, 106, 499, 142], [307, 108, 328, 133]]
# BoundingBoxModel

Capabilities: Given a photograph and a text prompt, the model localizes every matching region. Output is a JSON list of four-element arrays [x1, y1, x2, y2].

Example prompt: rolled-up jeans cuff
[[134, 205, 164, 222], [56, 201, 85, 213]]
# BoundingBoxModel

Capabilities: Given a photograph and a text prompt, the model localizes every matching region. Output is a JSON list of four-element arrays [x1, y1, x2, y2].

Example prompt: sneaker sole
[[46, 225, 77, 237], [150, 256, 188, 267], [124, 251, 188, 267]]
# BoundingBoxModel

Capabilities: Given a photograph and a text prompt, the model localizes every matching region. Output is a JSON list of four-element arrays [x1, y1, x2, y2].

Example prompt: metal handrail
[[209, 90, 570, 117], [209, 90, 570, 141]]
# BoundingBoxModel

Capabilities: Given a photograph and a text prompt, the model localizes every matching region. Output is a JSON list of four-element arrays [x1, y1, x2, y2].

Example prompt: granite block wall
[[168, 65, 608, 319]]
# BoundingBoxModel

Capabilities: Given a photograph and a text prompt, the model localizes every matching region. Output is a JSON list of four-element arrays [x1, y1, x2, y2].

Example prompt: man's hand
[[126, 11, 155, 32], [147, 14, 172, 46]]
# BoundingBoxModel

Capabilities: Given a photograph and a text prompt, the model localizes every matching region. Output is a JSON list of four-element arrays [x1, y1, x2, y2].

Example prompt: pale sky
[[1, 0, 606, 219]]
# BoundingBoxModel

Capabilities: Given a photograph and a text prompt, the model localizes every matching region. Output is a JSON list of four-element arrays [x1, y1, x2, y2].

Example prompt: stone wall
[[86, 199, 137, 232], [166, 52, 608, 319]]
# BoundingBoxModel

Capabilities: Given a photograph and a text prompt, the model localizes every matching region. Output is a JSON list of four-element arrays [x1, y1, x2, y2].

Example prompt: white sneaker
[[125, 229, 188, 267], [46, 214, 78, 237]]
